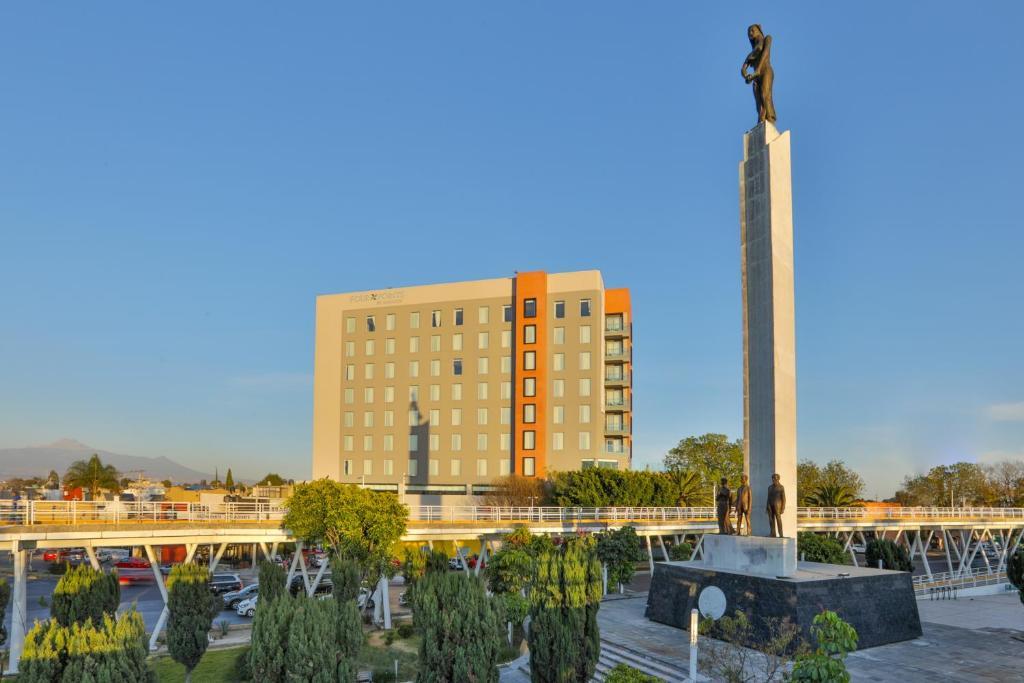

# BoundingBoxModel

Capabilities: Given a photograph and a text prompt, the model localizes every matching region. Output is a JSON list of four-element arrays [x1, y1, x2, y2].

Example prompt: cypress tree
[[0, 577, 9, 647], [333, 555, 362, 601], [225, 468, 235, 490], [50, 563, 120, 627], [413, 571, 503, 683], [167, 563, 219, 683], [259, 560, 287, 602], [284, 596, 337, 683], [249, 594, 294, 681]]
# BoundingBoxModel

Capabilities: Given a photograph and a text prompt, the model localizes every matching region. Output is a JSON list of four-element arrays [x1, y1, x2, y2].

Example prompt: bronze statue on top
[[734, 474, 752, 536], [766, 473, 787, 537], [715, 477, 734, 535], [741, 24, 776, 124]]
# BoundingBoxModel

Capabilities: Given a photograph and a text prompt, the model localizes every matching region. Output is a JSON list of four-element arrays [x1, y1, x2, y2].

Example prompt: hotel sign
[[349, 290, 404, 305]]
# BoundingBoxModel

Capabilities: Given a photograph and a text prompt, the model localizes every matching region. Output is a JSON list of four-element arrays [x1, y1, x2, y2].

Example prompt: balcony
[[604, 321, 630, 339], [603, 443, 631, 456], [605, 398, 630, 412], [604, 371, 630, 388], [604, 423, 630, 436], [604, 348, 629, 361]]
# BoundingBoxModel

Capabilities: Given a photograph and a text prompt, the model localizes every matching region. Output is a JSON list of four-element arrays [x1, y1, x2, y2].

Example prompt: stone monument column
[[740, 121, 797, 540]]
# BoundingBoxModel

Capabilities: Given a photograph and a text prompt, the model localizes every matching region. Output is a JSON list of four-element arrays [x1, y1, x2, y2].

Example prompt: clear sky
[[2, 3, 1022, 496]]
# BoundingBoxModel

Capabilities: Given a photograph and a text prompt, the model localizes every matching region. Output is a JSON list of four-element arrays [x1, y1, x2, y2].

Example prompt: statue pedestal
[[702, 534, 797, 578]]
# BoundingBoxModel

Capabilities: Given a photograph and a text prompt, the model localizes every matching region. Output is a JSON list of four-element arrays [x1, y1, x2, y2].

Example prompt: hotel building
[[312, 270, 632, 499]]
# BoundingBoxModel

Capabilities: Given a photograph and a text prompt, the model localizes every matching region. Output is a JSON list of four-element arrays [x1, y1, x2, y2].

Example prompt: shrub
[[50, 563, 120, 627], [396, 622, 416, 639], [669, 542, 693, 561], [595, 526, 644, 589], [797, 533, 851, 565], [1008, 548, 1024, 605], [697, 609, 802, 681], [865, 538, 913, 571], [167, 563, 219, 683], [258, 560, 287, 602], [605, 663, 661, 683], [0, 578, 9, 647], [234, 645, 252, 681], [790, 610, 858, 683]]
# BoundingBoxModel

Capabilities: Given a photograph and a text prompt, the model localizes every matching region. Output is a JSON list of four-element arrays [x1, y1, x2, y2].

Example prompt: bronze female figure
[[741, 24, 776, 124]]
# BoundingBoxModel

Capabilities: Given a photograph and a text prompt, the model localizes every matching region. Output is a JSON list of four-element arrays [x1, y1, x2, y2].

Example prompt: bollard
[[689, 608, 698, 681], [878, 559, 883, 570]]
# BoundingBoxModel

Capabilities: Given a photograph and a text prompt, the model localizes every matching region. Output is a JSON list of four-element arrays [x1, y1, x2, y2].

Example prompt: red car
[[115, 557, 153, 584]]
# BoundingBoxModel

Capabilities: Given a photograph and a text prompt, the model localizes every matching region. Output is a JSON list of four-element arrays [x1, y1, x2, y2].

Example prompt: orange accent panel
[[514, 271, 547, 477], [605, 288, 631, 315]]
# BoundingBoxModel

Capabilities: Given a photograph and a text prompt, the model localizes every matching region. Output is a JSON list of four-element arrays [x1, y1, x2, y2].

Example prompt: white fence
[[913, 567, 1011, 596]]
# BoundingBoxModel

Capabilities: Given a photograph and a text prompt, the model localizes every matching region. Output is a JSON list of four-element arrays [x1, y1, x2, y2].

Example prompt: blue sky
[[2, 3, 1022, 496]]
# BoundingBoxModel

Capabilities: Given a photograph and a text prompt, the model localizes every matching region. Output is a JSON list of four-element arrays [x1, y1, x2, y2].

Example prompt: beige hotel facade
[[312, 270, 632, 500]]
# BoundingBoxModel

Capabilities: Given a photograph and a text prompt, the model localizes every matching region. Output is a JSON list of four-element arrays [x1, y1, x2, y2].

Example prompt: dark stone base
[[645, 561, 922, 651]]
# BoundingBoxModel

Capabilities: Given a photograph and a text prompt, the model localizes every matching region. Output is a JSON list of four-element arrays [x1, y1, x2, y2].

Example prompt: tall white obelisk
[[740, 121, 797, 541]]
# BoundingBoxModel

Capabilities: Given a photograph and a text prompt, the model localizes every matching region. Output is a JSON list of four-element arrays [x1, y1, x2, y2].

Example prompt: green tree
[[284, 597, 338, 683], [798, 460, 865, 505], [985, 461, 1024, 507], [167, 564, 219, 683], [528, 536, 603, 683], [804, 484, 861, 508], [669, 542, 693, 561], [45, 470, 60, 490], [797, 533, 851, 565], [333, 579, 363, 682], [595, 526, 643, 591], [50, 562, 120, 626], [259, 473, 286, 486], [790, 610, 858, 683], [63, 453, 120, 499], [161, 479, 173, 488], [549, 468, 710, 507], [258, 560, 287, 603], [225, 468, 235, 490], [865, 538, 913, 571], [249, 593, 293, 681], [663, 433, 743, 500], [0, 577, 9, 647], [284, 479, 408, 587], [895, 462, 992, 506], [413, 571, 504, 683]]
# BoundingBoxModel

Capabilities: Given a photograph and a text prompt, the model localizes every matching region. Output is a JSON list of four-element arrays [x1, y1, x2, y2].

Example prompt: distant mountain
[[0, 439, 213, 483]]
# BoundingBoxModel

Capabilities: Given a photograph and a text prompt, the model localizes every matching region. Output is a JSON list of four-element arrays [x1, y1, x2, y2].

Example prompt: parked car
[[398, 590, 409, 607], [223, 583, 259, 609], [448, 557, 465, 571], [96, 548, 130, 563], [236, 595, 258, 617], [357, 587, 374, 610], [209, 573, 244, 595]]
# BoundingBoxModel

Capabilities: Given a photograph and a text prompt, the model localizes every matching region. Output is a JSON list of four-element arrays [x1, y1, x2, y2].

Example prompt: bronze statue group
[[715, 473, 786, 537]]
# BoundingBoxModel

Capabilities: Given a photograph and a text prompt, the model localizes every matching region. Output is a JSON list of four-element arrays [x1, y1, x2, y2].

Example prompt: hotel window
[[553, 406, 564, 424], [500, 407, 512, 424], [364, 411, 374, 427], [385, 338, 396, 355], [523, 377, 536, 397], [429, 409, 440, 427], [607, 388, 624, 406], [453, 358, 463, 375], [478, 306, 489, 324], [409, 407, 420, 425], [409, 336, 420, 353], [477, 408, 488, 425], [343, 435, 354, 452], [500, 459, 511, 476], [429, 384, 440, 401], [579, 405, 591, 424], [452, 333, 463, 351], [501, 330, 512, 348], [501, 355, 511, 373], [430, 335, 441, 352], [523, 404, 536, 423], [503, 304, 513, 322], [454, 308, 464, 326], [523, 457, 536, 476], [554, 300, 565, 318], [552, 379, 565, 398], [429, 459, 439, 476], [408, 434, 419, 452], [429, 434, 440, 452], [345, 364, 355, 381], [478, 357, 489, 374], [579, 378, 591, 397], [409, 311, 420, 329], [452, 383, 463, 400], [383, 410, 395, 427], [451, 458, 462, 476], [552, 433, 564, 451], [579, 432, 592, 450], [501, 381, 512, 399], [367, 315, 376, 332], [344, 411, 355, 427], [477, 382, 488, 400], [345, 341, 355, 357], [478, 331, 489, 350], [523, 298, 537, 318], [452, 434, 462, 451], [364, 363, 375, 380], [345, 317, 356, 333], [431, 310, 442, 327], [365, 339, 375, 356], [605, 339, 623, 357], [409, 360, 419, 378], [384, 435, 394, 451], [580, 325, 591, 344], [451, 408, 462, 426], [523, 431, 536, 450], [408, 458, 418, 476], [553, 353, 564, 371], [409, 385, 419, 401], [364, 387, 375, 403], [579, 351, 591, 371], [477, 458, 488, 476], [343, 460, 352, 475], [554, 327, 565, 345], [384, 362, 395, 379], [430, 359, 441, 377], [477, 433, 488, 451], [580, 299, 592, 317], [363, 435, 373, 451], [605, 313, 623, 331], [385, 313, 395, 331], [344, 388, 354, 404], [524, 325, 536, 344], [500, 433, 511, 451], [524, 350, 536, 370], [384, 459, 394, 475]]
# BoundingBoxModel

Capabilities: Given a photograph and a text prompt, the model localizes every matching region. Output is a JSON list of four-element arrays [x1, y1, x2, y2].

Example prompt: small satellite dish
[[697, 586, 727, 621]]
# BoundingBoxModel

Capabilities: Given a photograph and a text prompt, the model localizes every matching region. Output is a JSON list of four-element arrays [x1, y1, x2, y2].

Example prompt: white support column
[[918, 531, 934, 580], [960, 529, 983, 577], [297, 548, 312, 593], [658, 535, 671, 562], [942, 529, 954, 576], [453, 541, 470, 576], [692, 534, 705, 561], [185, 543, 198, 564], [270, 542, 279, 561], [978, 528, 993, 573], [474, 540, 489, 578], [286, 543, 302, 589], [601, 563, 608, 596], [209, 542, 228, 573], [5, 543, 28, 675], [644, 535, 654, 573], [378, 576, 392, 629], [306, 555, 330, 597], [145, 544, 170, 651], [999, 528, 1022, 573], [259, 542, 271, 562], [85, 546, 101, 570]]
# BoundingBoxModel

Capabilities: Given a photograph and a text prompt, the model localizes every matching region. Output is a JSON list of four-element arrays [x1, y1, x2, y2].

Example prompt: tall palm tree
[[671, 470, 709, 507], [804, 483, 861, 508], [63, 454, 120, 500]]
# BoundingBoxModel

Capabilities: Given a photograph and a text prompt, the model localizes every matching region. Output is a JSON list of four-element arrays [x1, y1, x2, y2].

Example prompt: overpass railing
[[0, 500, 286, 526], [913, 567, 1010, 597]]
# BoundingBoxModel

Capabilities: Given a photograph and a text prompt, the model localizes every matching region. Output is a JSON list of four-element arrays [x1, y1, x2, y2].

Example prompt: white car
[[96, 548, 130, 563], [236, 595, 258, 617]]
